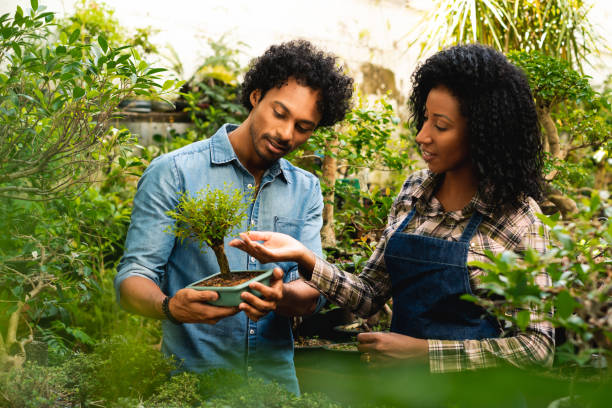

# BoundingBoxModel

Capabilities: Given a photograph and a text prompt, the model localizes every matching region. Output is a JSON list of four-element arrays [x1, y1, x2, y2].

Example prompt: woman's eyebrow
[[433, 113, 454, 123]]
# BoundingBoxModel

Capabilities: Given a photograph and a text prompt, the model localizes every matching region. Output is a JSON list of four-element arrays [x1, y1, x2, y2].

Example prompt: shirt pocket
[[273, 216, 305, 281], [273, 216, 305, 238]]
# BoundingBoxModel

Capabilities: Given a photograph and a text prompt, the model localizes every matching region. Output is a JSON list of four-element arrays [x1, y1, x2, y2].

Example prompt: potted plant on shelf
[[165, 184, 273, 306]]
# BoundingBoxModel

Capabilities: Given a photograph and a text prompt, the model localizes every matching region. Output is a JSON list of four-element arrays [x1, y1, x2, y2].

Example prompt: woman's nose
[[415, 124, 430, 145]]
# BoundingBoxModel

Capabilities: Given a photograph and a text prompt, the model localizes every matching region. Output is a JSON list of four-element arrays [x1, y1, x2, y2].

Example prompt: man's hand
[[238, 267, 284, 321], [169, 288, 240, 324], [357, 332, 429, 364]]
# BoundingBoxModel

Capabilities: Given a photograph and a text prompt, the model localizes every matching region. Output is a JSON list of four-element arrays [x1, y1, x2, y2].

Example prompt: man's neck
[[228, 121, 267, 184]]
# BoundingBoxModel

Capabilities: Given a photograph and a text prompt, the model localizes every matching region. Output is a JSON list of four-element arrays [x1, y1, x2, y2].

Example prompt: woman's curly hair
[[409, 43, 544, 213], [240, 40, 353, 127]]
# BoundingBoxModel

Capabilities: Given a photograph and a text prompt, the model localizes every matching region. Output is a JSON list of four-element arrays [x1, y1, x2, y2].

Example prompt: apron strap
[[458, 211, 483, 243], [395, 206, 417, 232]]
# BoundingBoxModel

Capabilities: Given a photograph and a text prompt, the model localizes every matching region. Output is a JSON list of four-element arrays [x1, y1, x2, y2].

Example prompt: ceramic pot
[[186, 269, 273, 307]]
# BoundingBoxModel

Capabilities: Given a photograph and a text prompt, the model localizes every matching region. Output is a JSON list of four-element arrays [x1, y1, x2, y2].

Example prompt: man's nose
[[277, 121, 293, 142]]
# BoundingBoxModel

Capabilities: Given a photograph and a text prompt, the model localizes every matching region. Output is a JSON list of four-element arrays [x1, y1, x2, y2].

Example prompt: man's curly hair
[[240, 40, 353, 127], [409, 43, 544, 213]]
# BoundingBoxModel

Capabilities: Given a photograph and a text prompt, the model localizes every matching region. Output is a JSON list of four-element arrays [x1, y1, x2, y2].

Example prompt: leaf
[[555, 290, 578, 320], [11, 43, 21, 59], [146, 67, 166, 75], [73, 86, 85, 99], [516, 310, 530, 331], [31, 0, 38, 11], [69, 28, 80, 44], [98, 35, 108, 53], [162, 79, 174, 91]]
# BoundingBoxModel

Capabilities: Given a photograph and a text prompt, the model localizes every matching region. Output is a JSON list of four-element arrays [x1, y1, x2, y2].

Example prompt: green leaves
[[554, 289, 579, 320], [164, 185, 254, 277], [68, 28, 80, 44], [97, 35, 108, 52], [407, 0, 603, 72], [465, 196, 612, 367], [0, 4, 167, 201], [72, 86, 85, 99], [165, 185, 254, 274]]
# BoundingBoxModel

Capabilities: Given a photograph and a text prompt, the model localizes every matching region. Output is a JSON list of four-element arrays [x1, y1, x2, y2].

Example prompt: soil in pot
[[186, 269, 273, 307], [191, 271, 263, 287]]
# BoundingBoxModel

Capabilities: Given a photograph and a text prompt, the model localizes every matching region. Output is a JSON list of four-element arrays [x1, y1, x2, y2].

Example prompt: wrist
[[297, 250, 316, 280], [162, 296, 182, 325]]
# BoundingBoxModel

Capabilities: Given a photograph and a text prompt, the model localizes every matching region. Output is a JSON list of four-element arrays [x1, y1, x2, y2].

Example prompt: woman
[[230, 44, 554, 372]]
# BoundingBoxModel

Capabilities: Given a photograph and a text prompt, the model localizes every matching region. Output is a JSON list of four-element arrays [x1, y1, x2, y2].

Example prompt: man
[[114, 40, 353, 393]]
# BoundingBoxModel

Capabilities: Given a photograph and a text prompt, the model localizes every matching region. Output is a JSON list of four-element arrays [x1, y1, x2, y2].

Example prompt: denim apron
[[385, 207, 500, 340]]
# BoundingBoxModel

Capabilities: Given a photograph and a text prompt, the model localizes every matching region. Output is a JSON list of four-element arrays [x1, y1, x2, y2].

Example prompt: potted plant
[[165, 184, 273, 306]]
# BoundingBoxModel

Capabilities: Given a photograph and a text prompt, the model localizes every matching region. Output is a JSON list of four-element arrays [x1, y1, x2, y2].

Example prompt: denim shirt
[[114, 124, 324, 394]]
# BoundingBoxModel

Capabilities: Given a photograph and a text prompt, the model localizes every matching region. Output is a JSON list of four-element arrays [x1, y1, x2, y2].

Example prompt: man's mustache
[[264, 134, 290, 151]]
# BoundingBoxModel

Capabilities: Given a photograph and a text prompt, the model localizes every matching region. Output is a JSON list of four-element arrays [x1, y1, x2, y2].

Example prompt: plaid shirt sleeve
[[429, 212, 555, 372], [308, 180, 413, 316]]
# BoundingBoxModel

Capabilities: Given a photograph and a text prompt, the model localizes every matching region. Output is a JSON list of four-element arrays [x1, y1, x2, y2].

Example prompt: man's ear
[[250, 89, 262, 107]]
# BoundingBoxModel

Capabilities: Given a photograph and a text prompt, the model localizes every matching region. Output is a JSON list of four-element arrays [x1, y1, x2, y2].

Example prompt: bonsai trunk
[[211, 242, 231, 279]]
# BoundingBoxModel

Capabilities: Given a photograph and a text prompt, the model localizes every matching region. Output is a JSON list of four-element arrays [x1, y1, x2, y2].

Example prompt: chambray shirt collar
[[210, 123, 289, 183]]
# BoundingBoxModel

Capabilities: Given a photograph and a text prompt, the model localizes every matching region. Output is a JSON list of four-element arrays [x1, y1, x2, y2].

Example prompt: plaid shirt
[[311, 170, 554, 372]]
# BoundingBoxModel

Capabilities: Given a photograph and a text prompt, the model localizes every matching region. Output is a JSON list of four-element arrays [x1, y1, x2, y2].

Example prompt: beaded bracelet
[[162, 296, 182, 325]]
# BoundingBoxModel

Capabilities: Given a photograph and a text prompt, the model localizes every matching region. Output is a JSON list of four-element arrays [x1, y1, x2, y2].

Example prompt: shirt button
[[249, 329, 255, 335], [250, 256, 256, 263]]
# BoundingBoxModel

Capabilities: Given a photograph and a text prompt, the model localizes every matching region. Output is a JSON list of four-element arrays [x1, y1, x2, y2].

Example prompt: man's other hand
[[238, 267, 284, 321]]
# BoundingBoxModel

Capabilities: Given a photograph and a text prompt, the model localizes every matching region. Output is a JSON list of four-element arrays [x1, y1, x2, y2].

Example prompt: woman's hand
[[229, 231, 312, 265], [357, 332, 429, 364]]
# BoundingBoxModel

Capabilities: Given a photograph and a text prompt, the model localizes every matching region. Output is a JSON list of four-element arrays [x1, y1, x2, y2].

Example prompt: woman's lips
[[421, 150, 435, 162]]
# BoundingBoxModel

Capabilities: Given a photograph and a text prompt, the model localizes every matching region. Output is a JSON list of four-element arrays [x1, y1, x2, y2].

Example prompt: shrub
[[465, 190, 611, 370]]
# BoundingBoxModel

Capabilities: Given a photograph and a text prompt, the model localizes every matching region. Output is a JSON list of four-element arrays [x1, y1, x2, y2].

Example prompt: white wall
[[2, 0, 610, 91]]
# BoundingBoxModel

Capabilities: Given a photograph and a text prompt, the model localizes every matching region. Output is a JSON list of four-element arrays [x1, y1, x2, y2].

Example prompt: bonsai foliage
[[165, 184, 253, 278], [464, 191, 611, 368]]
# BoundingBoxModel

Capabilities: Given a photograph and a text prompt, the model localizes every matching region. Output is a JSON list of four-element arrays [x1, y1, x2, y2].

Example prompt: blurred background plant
[[408, 0, 605, 72], [178, 37, 249, 137], [0, 0, 176, 369], [464, 190, 611, 397], [59, 0, 159, 59]]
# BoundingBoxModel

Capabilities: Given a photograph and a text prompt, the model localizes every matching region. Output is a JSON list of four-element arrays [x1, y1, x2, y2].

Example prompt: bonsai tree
[[165, 184, 252, 279]]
